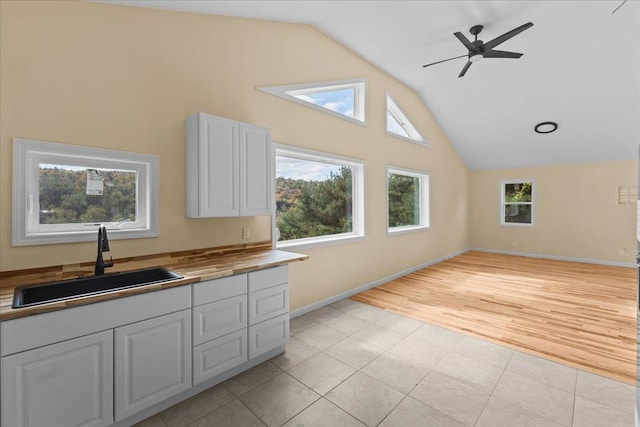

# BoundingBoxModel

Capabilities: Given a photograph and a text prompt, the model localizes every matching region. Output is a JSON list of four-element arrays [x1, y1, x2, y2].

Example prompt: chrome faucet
[[95, 225, 114, 275]]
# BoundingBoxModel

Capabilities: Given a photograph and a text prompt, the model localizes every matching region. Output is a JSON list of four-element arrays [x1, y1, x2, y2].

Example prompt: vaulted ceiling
[[101, 1, 640, 170]]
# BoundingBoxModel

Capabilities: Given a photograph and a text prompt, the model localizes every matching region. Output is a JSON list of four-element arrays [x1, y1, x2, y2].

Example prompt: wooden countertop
[[0, 248, 308, 321]]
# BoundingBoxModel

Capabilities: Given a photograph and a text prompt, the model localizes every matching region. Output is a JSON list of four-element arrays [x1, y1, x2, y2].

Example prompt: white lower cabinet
[[1, 330, 113, 427], [1, 266, 292, 427], [193, 329, 247, 385], [114, 309, 192, 421]]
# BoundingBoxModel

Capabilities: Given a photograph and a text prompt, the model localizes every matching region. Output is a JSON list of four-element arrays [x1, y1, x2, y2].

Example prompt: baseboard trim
[[469, 247, 636, 269], [290, 248, 468, 318]]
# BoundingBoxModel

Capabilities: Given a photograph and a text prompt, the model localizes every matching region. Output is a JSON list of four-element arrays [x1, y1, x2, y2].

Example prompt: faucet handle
[[104, 256, 114, 269]]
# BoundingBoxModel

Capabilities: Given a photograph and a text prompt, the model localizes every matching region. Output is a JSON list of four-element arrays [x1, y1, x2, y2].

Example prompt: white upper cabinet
[[185, 113, 271, 218]]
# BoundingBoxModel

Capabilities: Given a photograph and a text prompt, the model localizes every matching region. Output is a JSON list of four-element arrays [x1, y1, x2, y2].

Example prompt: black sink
[[12, 267, 183, 308]]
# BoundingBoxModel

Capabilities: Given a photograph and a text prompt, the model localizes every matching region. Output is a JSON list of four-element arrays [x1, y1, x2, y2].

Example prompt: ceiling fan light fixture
[[534, 121, 558, 134], [469, 53, 483, 63]]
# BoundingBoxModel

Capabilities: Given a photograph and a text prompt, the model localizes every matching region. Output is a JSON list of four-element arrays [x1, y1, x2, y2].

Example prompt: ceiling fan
[[423, 22, 534, 78]]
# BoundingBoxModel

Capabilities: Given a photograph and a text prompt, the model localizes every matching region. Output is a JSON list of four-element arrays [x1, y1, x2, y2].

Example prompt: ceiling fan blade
[[458, 61, 472, 78], [423, 54, 468, 68], [483, 50, 523, 59], [454, 32, 478, 51], [483, 22, 533, 51]]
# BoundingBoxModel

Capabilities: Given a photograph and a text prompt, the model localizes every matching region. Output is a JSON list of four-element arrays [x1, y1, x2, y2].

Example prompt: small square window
[[501, 179, 535, 226], [387, 166, 430, 233]]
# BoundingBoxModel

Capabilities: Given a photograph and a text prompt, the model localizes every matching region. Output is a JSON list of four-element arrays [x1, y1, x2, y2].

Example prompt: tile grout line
[[471, 349, 515, 427], [234, 397, 269, 427], [276, 370, 324, 425], [570, 369, 578, 427]]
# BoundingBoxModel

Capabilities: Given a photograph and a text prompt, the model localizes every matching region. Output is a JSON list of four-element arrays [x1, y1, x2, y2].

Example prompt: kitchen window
[[387, 166, 430, 234], [501, 179, 535, 226], [274, 144, 365, 249], [13, 138, 159, 246]]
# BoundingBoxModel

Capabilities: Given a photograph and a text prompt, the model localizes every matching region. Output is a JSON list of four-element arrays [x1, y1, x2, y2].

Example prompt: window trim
[[273, 143, 365, 250], [13, 138, 159, 246], [500, 178, 536, 227], [258, 79, 367, 126], [385, 93, 429, 147], [386, 165, 430, 235]]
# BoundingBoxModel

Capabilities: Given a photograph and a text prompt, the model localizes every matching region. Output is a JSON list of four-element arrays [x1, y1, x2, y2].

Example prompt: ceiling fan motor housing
[[469, 25, 484, 36]]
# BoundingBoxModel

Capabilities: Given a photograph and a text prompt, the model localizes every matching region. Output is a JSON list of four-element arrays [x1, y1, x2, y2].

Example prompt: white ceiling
[[101, 0, 640, 170]]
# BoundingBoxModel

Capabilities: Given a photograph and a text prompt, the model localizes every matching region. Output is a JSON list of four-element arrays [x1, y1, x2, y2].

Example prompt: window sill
[[13, 228, 159, 246], [276, 233, 365, 251], [499, 222, 535, 228], [387, 225, 430, 236]]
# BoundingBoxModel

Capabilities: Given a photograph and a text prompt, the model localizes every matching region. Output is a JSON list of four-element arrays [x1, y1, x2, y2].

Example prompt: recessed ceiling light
[[534, 121, 558, 134]]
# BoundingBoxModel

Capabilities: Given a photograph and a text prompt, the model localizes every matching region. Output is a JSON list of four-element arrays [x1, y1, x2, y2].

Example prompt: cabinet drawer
[[193, 329, 247, 385], [249, 283, 288, 326], [248, 265, 288, 292], [192, 274, 247, 306], [248, 313, 289, 359], [193, 295, 247, 346]]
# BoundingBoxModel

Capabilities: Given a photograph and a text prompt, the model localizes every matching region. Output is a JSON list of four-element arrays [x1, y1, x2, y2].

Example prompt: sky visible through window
[[292, 88, 354, 118], [40, 163, 85, 171], [276, 156, 342, 181]]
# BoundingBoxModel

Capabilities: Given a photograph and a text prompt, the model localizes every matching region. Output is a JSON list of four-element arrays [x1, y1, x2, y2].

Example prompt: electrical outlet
[[619, 247, 629, 256], [242, 227, 250, 239]]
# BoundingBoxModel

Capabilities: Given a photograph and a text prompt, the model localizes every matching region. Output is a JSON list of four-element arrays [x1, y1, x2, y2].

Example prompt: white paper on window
[[86, 168, 104, 195]]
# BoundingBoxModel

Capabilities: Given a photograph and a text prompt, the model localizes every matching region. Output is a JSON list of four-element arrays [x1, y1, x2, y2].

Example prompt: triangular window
[[386, 94, 426, 145], [258, 80, 366, 124]]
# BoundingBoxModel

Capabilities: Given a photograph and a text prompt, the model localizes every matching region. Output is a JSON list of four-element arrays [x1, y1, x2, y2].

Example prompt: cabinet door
[[195, 114, 239, 217], [1, 330, 113, 427], [115, 309, 191, 421], [239, 123, 271, 216], [248, 313, 289, 359]]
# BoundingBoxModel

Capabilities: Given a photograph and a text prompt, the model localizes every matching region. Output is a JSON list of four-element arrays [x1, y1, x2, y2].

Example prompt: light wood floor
[[351, 251, 637, 384]]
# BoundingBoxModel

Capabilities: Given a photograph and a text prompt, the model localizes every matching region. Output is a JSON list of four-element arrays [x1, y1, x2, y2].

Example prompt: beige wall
[[469, 160, 637, 265], [4, 2, 632, 312], [0, 2, 469, 310]]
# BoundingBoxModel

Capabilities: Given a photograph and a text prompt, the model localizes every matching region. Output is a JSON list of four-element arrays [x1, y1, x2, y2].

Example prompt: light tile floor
[[135, 298, 635, 427]]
